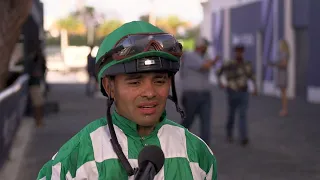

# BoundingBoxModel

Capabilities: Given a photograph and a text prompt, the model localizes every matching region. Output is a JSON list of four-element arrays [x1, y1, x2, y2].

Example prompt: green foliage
[[46, 35, 102, 46], [55, 16, 86, 35], [96, 19, 123, 38], [50, 7, 199, 49], [184, 26, 200, 39], [178, 39, 195, 51], [138, 14, 189, 36]]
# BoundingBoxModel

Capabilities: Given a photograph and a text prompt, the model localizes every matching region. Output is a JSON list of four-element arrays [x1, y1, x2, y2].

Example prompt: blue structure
[[230, 2, 261, 69], [295, 0, 320, 103], [211, 0, 320, 103]]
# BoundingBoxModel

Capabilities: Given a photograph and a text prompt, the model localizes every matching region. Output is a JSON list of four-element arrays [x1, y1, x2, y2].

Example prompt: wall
[[260, 0, 286, 97], [200, 1, 214, 42], [201, 0, 320, 103], [202, 0, 261, 55], [212, 11, 224, 57], [230, 2, 261, 69], [306, 0, 320, 103], [209, 10, 224, 84], [290, 0, 320, 103], [292, 0, 309, 28], [210, 0, 261, 11]]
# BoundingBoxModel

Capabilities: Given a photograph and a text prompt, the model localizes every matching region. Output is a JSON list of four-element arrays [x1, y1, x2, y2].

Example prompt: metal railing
[[0, 74, 29, 168]]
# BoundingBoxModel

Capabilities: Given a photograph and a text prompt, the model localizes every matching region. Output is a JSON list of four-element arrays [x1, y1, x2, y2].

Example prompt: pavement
[[1, 72, 320, 180]]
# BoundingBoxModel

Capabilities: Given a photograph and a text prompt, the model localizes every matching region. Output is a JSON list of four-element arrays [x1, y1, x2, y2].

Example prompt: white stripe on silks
[[90, 125, 128, 162], [206, 164, 214, 180], [128, 159, 138, 169], [51, 162, 62, 180], [190, 162, 206, 180], [154, 166, 165, 180], [74, 161, 98, 179], [66, 171, 72, 179], [52, 152, 58, 160], [128, 159, 138, 180], [157, 124, 188, 159], [187, 131, 214, 179], [39, 177, 46, 180]]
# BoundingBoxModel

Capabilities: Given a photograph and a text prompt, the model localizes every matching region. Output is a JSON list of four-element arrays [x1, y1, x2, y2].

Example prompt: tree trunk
[[0, 0, 32, 91]]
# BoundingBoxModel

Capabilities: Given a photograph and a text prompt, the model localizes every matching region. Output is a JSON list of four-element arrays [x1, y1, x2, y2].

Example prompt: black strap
[[169, 76, 185, 120], [106, 98, 136, 176]]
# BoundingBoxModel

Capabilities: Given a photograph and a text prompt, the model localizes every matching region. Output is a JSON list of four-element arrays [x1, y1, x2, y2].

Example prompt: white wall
[[199, 1, 214, 42], [200, 0, 263, 86], [200, 0, 232, 41]]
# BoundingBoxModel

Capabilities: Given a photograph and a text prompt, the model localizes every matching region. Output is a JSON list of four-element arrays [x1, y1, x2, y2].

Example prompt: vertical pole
[[272, 0, 279, 96], [256, 31, 262, 93]]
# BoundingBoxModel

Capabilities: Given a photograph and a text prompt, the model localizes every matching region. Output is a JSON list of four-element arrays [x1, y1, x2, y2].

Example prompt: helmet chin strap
[[168, 76, 185, 120], [106, 89, 136, 176]]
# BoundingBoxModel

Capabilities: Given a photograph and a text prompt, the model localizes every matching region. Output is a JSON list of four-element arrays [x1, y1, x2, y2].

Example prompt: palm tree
[[55, 16, 86, 35], [54, 16, 86, 50], [156, 15, 189, 35], [74, 6, 104, 45], [96, 20, 123, 38]]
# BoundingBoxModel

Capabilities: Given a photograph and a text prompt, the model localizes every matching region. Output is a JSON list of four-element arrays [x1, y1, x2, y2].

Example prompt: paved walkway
[[4, 74, 320, 180]]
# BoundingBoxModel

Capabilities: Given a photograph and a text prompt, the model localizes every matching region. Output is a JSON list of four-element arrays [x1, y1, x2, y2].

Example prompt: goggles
[[96, 33, 183, 73]]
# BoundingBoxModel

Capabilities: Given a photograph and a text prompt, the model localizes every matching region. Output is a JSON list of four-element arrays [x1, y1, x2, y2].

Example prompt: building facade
[[199, 0, 320, 104]]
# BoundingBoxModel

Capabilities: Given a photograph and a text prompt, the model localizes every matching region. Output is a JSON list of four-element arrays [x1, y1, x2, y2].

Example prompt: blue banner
[[260, 0, 284, 82]]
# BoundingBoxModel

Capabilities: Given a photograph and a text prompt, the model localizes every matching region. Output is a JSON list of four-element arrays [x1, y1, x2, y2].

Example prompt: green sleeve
[[185, 130, 218, 180], [36, 122, 99, 180], [200, 141, 217, 180], [207, 153, 218, 180], [36, 160, 54, 180]]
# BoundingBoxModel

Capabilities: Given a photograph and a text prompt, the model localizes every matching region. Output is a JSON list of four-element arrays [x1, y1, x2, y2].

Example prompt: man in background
[[26, 47, 45, 127], [180, 37, 220, 145], [86, 45, 97, 97], [216, 44, 258, 146]]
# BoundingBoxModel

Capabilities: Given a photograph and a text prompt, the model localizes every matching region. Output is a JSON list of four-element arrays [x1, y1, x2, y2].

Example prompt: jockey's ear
[[102, 76, 115, 98]]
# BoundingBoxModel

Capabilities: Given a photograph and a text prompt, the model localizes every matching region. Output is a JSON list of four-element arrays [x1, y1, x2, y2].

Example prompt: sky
[[42, 0, 204, 30]]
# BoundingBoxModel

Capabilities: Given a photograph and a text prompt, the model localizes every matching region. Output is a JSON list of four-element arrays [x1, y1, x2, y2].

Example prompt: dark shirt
[[87, 54, 96, 77], [26, 53, 44, 86]]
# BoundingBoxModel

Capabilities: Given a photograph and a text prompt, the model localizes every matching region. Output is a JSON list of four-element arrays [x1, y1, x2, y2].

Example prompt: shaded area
[[17, 80, 320, 180]]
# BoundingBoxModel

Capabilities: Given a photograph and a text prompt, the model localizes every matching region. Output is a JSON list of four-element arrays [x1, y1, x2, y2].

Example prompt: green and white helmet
[[95, 21, 183, 96]]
